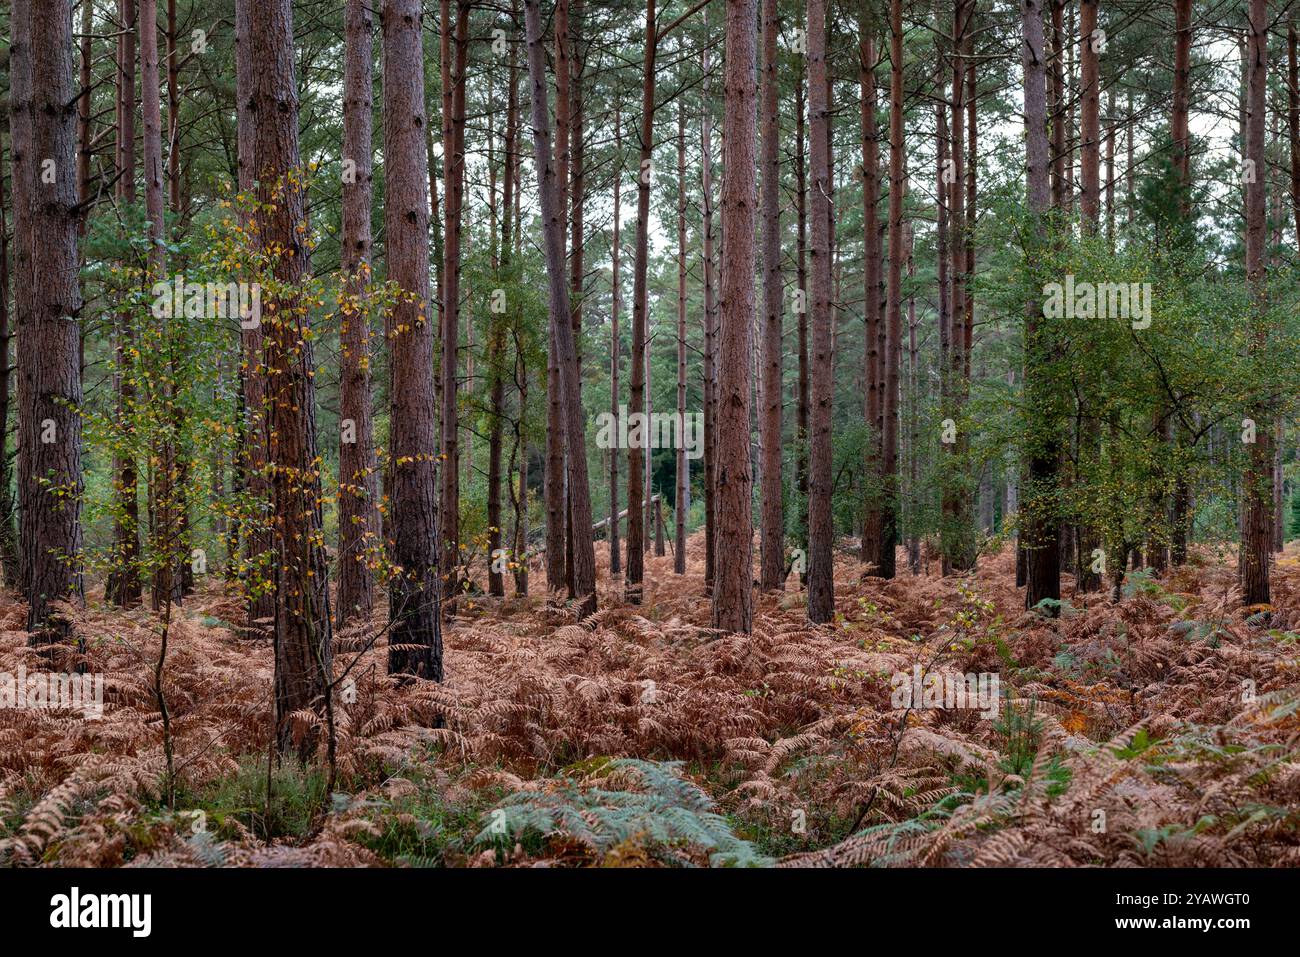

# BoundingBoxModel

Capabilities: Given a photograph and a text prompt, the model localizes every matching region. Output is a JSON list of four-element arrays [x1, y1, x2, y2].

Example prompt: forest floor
[[2, 534, 1299, 867]]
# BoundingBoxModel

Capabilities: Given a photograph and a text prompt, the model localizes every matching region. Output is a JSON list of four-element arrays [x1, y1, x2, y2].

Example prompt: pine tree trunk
[[426, 123, 444, 368], [336, 0, 380, 627], [935, 65, 950, 478], [859, 10, 882, 572], [1079, 0, 1100, 226], [247, 0, 333, 753], [384, 0, 443, 680], [806, 0, 835, 622], [1020, 0, 1061, 612], [875, 0, 904, 582], [106, 0, 143, 608], [758, 0, 784, 591], [625, 0, 656, 604], [77, 0, 93, 237], [609, 105, 623, 577], [166, 0, 181, 215], [440, 0, 468, 612], [960, 15, 979, 565], [653, 490, 665, 556], [1289, 19, 1300, 246], [523, 0, 597, 618], [19, 0, 86, 642], [164, 0, 193, 601], [794, 74, 810, 509], [235, 0, 275, 632], [942, 0, 972, 575], [645, 334, 654, 556], [1063, 0, 1076, 212], [567, 1, 587, 594], [513, 349, 530, 596], [905, 194, 920, 575], [1105, 87, 1116, 245], [487, 32, 519, 600], [141, 0, 177, 613], [554, 0, 573, 598], [1273, 421, 1284, 552], [0, 138, 19, 588], [964, 25, 976, 375], [1074, 0, 1103, 590], [1142, 31, 1170, 579], [544, 321, 566, 599], [700, 32, 718, 594], [712, 0, 757, 634], [1240, 0, 1272, 606], [166, 0, 191, 600], [675, 102, 689, 575], [1048, 0, 1066, 211]]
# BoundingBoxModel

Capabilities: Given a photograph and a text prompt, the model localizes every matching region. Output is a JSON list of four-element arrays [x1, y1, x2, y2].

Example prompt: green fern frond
[[475, 759, 774, 867]]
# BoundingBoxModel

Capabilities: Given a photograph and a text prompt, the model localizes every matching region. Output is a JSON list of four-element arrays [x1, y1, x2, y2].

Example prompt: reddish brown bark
[[554, 0, 573, 597], [235, 0, 274, 631], [426, 123, 444, 357], [487, 30, 520, 600], [510, 108, 525, 593], [384, 0, 443, 679], [1021, 0, 1061, 612], [713, 0, 757, 634], [10, 0, 33, 602], [876, 0, 904, 581], [166, 0, 181, 216], [904, 173, 919, 575], [542, 0, 568, 600], [759, 0, 784, 591], [77, 0, 92, 237], [141, 0, 179, 612], [1048, 0, 1066, 211], [1240, 0, 1271, 606], [512, 349, 530, 596], [935, 67, 950, 437], [440, 0, 469, 611], [700, 33, 718, 594], [942, 0, 973, 574], [106, 0, 142, 608], [964, 22, 976, 371], [1075, 0, 1103, 589], [806, 0, 834, 621], [1172, 10, 1194, 193], [625, 0, 656, 604], [18, 0, 86, 641], [8, 0, 30, 592], [1079, 0, 1100, 228], [675, 101, 689, 576], [794, 74, 810, 506], [336, 0, 380, 626], [0, 139, 18, 587], [247, 0, 333, 752], [1289, 20, 1300, 246], [165, 0, 192, 600], [609, 105, 623, 577], [523, 0, 596, 618], [568, 12, 586, 373], [860, 10, 882, 571], [567, 1, 588, 593], [646, 321, 656, 557]]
